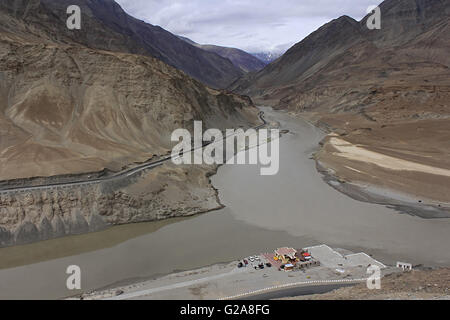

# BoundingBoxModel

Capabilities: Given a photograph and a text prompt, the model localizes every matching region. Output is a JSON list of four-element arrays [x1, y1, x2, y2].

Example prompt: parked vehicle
[[237, 262, 244, 268], [302, 252, 312, 261], [266, 263, 272, 268], [284, 263, 294, 271]]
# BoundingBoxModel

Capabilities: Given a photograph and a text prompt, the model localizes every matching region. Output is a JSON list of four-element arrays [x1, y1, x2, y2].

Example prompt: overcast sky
[[116, 0, 383, 53]]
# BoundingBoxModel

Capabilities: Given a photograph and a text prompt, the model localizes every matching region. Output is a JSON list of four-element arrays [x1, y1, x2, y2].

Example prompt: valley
[[233, 0, 450, 207], [1, 107, 449, 300], [0, 0, 448, 301]]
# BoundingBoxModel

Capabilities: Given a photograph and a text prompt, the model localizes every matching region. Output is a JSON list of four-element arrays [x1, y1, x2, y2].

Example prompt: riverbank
[[0, 161, 224, 248], [73, 244, 393, 300], [1, 107, 449, 299], [293, 111, 450, 219], [0, 110, 265, 248]]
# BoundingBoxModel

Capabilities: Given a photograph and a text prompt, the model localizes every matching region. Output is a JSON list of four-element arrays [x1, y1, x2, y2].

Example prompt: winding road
[[0, 112, 267, 195], [104, 274, 365, 300]]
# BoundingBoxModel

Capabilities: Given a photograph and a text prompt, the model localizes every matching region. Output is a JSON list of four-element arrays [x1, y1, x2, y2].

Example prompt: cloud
[[116, 0, 384, 53]]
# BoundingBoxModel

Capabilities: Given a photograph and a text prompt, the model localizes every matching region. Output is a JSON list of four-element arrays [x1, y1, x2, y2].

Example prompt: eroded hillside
[[0, 32, 257, 181], [0, 2, 258, 246]]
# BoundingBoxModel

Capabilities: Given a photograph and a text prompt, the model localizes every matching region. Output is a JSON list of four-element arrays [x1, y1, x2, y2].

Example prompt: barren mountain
[[179, 36, 267, 73], [233, 0, 450, 106], [233, 0, 450, 205], [0, 0, 259, 181], [0, 0, 244, 89], [0, 38, 257, 181]]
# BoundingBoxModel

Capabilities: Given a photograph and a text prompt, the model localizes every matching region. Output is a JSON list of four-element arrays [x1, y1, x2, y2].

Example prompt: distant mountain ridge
[[178, 36, 267, 73], [232, 0, 450, 117], [0, 0, 244, 88], [230, 0, 450, 206]]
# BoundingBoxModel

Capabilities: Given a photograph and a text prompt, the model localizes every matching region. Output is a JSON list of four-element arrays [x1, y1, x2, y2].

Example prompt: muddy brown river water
[[0, 107, 449, 299]]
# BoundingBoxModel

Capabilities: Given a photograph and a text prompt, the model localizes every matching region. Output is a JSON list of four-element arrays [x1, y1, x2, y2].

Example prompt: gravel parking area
[[78, 244, 395, 300]]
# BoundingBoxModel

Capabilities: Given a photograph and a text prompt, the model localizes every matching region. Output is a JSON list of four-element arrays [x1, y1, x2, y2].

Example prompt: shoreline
[[72, 244, 396, 300], [291, 112, 450, 219], [316, 161, 450, 219], [1, 107, 449, 299]]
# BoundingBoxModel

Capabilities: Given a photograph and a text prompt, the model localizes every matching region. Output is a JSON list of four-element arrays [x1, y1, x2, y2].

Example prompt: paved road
[[0, 112, 267, 195], [238, 282, 358, 300], [105, 277, 363, 300]]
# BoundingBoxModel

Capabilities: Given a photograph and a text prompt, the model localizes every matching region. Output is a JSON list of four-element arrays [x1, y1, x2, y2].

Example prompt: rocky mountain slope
[[0, 0, 244, 89], [179, 36, 267, 73], [0, 2, 258, 181], [0, 33, 257, 181], [233, 0, 450, 108], [0, 0, 258, 245], [233, 0, 450, 206]]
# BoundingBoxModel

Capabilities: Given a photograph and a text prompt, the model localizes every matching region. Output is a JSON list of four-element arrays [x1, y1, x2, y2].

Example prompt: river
[[0, 107, 449, 299]]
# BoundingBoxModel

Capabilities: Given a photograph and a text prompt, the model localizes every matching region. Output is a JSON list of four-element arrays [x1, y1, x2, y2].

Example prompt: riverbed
[[0, 107, 449, 299]]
